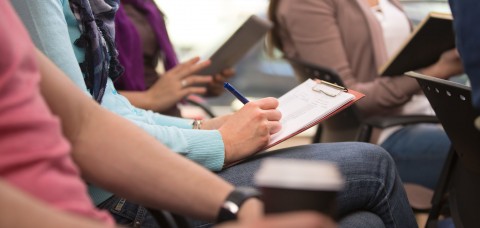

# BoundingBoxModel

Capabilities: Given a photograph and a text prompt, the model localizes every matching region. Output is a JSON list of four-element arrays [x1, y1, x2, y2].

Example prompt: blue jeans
[[381, 124, 450, 189], [97, 197, 160, 228], [99, 199, 385, 228], [99, 142, 416, 228], [340, 211, 385, 228]]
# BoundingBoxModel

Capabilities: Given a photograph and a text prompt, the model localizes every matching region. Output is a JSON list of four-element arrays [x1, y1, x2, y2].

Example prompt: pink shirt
[[0, 2, 113, 225]]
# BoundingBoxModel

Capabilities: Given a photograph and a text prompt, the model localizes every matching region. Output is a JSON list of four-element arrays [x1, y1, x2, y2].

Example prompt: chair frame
[[408, 71, 480, 228]]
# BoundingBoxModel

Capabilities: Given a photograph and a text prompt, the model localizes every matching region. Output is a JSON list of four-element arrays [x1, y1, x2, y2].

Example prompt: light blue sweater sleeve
[[11, 0, 225, 171]]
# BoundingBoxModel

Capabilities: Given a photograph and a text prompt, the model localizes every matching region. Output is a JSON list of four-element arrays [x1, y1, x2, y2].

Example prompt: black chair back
[[408, 72, 480, 228]]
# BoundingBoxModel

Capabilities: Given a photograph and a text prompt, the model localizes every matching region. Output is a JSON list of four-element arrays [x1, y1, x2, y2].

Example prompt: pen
[[224, 82, 250, 104]]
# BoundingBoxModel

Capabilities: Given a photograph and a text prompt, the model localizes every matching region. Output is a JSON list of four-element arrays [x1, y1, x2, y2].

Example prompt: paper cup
[[255, 158, 344, 217]]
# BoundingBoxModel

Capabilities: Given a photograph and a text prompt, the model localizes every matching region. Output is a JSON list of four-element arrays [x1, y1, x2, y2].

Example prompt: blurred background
[[155, 0, 451, 107]]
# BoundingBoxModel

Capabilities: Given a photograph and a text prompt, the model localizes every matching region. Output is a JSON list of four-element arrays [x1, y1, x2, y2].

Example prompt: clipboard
[[264, 79, 364, 150], [223, 79, 364, 169]]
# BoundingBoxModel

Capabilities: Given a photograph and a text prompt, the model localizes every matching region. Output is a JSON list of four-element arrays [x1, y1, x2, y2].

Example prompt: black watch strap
[[216, 187, 261, 223]]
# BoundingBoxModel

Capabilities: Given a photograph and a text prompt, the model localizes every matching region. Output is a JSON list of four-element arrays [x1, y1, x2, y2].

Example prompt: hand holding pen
[[189, 82, 282, 164], [222, 81, 282, 135], [224, 82, 250, 104]]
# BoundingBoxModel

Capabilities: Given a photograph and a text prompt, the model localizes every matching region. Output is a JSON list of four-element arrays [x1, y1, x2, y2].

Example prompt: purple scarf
[[114, 0, 178, 91]]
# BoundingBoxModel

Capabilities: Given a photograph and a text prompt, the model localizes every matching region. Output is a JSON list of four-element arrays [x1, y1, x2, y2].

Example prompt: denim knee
[[335, 142, 397, 182], [339, 211, 385, 228], [346, 142, 395, 166]]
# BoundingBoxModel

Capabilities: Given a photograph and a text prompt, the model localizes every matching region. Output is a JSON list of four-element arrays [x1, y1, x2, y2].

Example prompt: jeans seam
[[133, 204, 147, 227], [344, 177, 399, 228]]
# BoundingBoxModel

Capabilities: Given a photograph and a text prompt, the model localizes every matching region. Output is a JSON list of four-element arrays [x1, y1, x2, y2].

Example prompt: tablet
[[197, 15, 273, 75]]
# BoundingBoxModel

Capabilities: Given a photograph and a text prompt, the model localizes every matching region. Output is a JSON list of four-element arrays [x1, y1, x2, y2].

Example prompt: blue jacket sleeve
[[11, 0, 225, 171], [449, 0, 480, 111]]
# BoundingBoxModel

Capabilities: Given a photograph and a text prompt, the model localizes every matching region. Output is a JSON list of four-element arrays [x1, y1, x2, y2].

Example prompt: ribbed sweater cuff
[[181, 129, 225, 171]]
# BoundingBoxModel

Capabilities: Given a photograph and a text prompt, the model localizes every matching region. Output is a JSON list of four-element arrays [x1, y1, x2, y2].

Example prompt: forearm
[[202, 114, 232, 130], [118, 90, 155, 111], [74, 110, 232, 220], [0, 180, 108, 228], [100, 89, 226, 171], [215, 212, 336, 228], [37, 50, 233, 221]]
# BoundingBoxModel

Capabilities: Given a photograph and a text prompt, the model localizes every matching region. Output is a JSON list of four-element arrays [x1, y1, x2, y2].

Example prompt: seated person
[[267, 0, 464, 190], [0, 5, 332, 227], [114, 0, 234, 116], [11, 0, 417, 227]]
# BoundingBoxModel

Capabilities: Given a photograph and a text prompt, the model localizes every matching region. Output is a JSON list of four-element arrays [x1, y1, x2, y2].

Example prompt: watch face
[[216, 187, 261, 223], [218, 201, 237, 223], [223, 201, 240, 214]]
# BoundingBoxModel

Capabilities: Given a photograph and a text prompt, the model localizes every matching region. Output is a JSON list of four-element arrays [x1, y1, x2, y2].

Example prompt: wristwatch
[[216, 187, 261, 223], [192, 119, 202, 130]]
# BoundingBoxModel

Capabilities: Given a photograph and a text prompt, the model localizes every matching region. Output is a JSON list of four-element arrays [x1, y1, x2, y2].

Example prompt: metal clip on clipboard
[[311, 80, 348, 97]]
